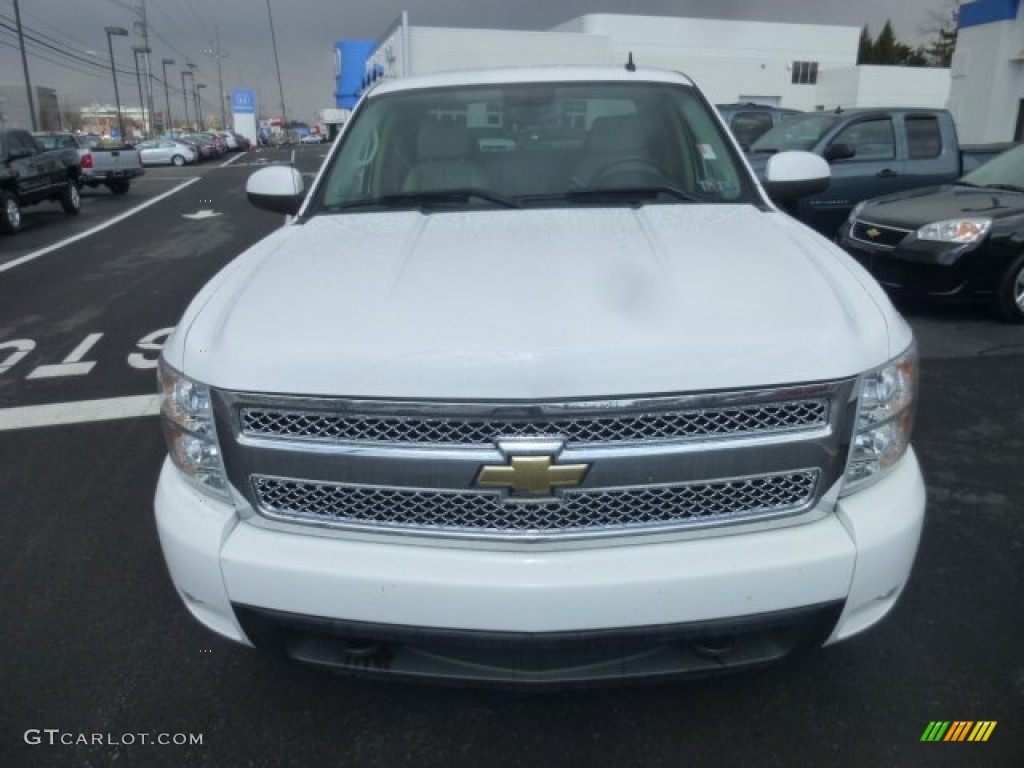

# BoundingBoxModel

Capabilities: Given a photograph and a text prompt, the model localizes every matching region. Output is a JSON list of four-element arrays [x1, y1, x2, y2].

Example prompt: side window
[[832, 118, 895, 161], [906, 116, 942, 159], [729, 112, 774, 149]]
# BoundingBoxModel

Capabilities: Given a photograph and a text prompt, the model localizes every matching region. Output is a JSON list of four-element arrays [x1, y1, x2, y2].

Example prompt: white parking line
[[219, 152, 249, 168], [0, 394, 161, 431], [0, 177, 200, 274]]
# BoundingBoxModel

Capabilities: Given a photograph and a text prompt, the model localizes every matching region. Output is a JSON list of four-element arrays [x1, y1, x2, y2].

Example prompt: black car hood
[[859, 184, 1024, 228]]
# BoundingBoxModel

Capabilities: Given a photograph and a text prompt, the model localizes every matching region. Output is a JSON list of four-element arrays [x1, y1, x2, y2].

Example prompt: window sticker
[[697, 143, 717, 160]]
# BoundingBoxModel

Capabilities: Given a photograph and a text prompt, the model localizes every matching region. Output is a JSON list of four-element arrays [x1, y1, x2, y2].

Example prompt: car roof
[[368, 66, 696, 97]]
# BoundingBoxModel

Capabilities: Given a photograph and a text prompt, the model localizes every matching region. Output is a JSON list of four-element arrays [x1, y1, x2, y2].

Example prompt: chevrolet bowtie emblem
[[866, 227, 881, 238], [476, 456, 590, 498]]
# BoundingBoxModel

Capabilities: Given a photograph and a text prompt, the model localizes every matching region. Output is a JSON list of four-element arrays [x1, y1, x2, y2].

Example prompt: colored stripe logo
[[921, 721, 997, 742]]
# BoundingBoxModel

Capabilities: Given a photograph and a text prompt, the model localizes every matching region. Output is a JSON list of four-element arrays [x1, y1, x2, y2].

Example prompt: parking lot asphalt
[[0, 147, 1021, 767]]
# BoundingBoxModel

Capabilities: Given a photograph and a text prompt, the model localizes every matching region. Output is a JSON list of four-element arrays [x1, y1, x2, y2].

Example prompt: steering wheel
[[589, 157, 667, 186]]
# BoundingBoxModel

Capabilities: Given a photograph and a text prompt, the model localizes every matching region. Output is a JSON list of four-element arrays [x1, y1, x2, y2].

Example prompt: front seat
[[402, 122, 488, 192], [574, 114, 659, 186]]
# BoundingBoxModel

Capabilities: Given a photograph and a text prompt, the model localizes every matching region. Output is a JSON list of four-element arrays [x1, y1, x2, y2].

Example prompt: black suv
[[716, 103, 803, 151]]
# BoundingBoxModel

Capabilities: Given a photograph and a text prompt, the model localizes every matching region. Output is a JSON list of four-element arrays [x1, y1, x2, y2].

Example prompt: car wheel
[[60, 180, 81, 215], [0, 190, 23, 234], [172, 154, 186, 167], [109, 179, 130, 195], [994, 253, 1024, 324]]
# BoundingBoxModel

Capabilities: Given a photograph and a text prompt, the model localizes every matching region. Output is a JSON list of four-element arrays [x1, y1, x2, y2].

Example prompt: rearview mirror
[[762, 150, 830, 202], [246, 166, 305, 215]]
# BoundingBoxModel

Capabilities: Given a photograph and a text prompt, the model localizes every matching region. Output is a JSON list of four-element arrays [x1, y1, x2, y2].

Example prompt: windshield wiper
[[982, 183, 1024, 194], [523, 186, 705, 206], [955, 181, 984, 188], [329, 188, 521, 212]]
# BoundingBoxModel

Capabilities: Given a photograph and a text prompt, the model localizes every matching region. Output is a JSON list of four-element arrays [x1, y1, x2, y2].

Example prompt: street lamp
[[180, 69, 192, 132], [194, 83, 207, 131], [104, 26, 129, 141], [161, 58, 175, 134], [132, 45, 151, 136]]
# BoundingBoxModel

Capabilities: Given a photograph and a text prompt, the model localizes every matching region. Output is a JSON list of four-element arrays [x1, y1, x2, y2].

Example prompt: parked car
[[199, 131, 228, 155], [747, 108, 1010, 236], [716, 103, 802, 152], [838, 142, 1024, 323], [300, 132, 326, 144], [1, 128, 80, 233], [156, 66, 925, 686], [136, 139, 198, 166], [33, 131, 144, 195], [180, 134, 217, 161]]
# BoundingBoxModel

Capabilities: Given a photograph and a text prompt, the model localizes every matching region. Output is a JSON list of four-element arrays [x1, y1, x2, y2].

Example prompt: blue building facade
[[335, 40, 375, 109]]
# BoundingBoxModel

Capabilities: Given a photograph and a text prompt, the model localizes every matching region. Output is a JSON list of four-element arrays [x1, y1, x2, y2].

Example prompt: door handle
[[877, 169, 899, 178]]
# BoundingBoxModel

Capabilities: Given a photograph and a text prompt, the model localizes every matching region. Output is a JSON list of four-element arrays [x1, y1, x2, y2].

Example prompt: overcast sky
[[1, 0, 956, 126]]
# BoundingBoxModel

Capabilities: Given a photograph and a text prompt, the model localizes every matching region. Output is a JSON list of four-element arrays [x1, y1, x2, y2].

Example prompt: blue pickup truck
[[746, 108, 1009, 236]]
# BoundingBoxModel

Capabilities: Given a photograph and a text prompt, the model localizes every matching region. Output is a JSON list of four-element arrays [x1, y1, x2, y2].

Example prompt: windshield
[[314, 80, 757, 212], [960, 144, 1024, 189], [750, 113, 841, 153]]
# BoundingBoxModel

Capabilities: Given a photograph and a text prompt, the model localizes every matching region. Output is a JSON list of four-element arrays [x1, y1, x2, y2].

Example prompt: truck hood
[[173, 205, 905, 399]]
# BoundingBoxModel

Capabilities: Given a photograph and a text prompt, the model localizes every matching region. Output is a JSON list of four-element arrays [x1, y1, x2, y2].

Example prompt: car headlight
[[916, 218, 991, 244], [842, 343, 917, 495], [158, 358, 231, 500]]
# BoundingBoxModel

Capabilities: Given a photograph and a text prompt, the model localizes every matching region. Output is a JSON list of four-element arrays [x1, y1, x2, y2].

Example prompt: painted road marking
[[182, 210, 222, 220], [27, 333, 104, 379], [219, 152, 248, 168], [0, 178, 201, 275], [0, 394, 161, 431]]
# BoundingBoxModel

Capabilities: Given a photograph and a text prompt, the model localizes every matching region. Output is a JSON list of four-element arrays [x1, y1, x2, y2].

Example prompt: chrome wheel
[[1, 194, 21, 233], [995, 254, 1024, 323]]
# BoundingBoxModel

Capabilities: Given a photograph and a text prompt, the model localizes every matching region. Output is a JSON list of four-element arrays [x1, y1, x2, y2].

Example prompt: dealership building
[[329, 4, 1023, 144]]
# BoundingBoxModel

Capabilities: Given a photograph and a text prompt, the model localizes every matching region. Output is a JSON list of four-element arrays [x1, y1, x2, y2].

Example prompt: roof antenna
[[625, 52, 636, 72]]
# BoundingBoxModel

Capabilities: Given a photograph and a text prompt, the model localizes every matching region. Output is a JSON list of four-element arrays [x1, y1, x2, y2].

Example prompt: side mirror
[[761, 150, 830, 202], [824, 143, 856, 163], [246, 166, 305, 215]]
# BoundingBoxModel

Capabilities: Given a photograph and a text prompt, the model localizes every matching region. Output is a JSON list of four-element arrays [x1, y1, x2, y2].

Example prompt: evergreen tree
[[858, 25, 874, 64]]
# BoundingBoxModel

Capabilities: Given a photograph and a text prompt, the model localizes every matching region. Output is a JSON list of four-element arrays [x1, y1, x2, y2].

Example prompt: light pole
[[180, 70, 192, 132], [161, 59, 175, 134], [104, 26, 129, 141], [265, 0, 288, 136], [132, 45, 151, 136], [13, 0, 37, 131], [194, 83, 207, 130]]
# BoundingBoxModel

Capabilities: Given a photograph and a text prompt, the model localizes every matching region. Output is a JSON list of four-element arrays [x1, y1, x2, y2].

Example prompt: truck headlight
[[916, 218, 991, 244], [158, 359, 230, 501], [842, 343, 917, 494]]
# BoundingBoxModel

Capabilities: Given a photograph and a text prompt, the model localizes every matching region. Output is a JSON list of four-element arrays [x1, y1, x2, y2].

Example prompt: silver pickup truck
[[32, 132, 144, 195]]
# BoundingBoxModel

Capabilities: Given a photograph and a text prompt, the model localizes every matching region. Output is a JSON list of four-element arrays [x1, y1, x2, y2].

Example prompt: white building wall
[[363, 13, 959, 119], [948, 11, 1024, 142], [816, 66, 951, 110], [408, 28, 611, 75]]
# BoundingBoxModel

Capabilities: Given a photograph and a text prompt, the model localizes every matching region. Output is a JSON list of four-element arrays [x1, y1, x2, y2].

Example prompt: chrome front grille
[[240, 399, 828, 446], [851, 219, 912, 249], [252, 471, 820, 537], [215, 380, 857, 543]]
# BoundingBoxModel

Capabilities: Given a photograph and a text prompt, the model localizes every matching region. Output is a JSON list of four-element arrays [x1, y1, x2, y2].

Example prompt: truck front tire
[[0, 190, 22, 233], [60, 180, 81, 215], [995, 253, 1024, 324]]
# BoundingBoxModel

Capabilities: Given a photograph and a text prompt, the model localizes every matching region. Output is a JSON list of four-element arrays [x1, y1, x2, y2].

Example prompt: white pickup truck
[[156, 67, 925, 686]]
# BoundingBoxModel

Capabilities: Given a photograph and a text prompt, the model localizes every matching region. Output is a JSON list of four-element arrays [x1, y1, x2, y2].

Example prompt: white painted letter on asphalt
[[0, 339, 36, 375], [128, 327, 175, 370], [27, 333, 104, 379]]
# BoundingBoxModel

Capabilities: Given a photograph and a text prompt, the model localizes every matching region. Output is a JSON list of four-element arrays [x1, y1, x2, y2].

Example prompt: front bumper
[[838, 228, 996, 301], [155, 450, 925, 684]]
